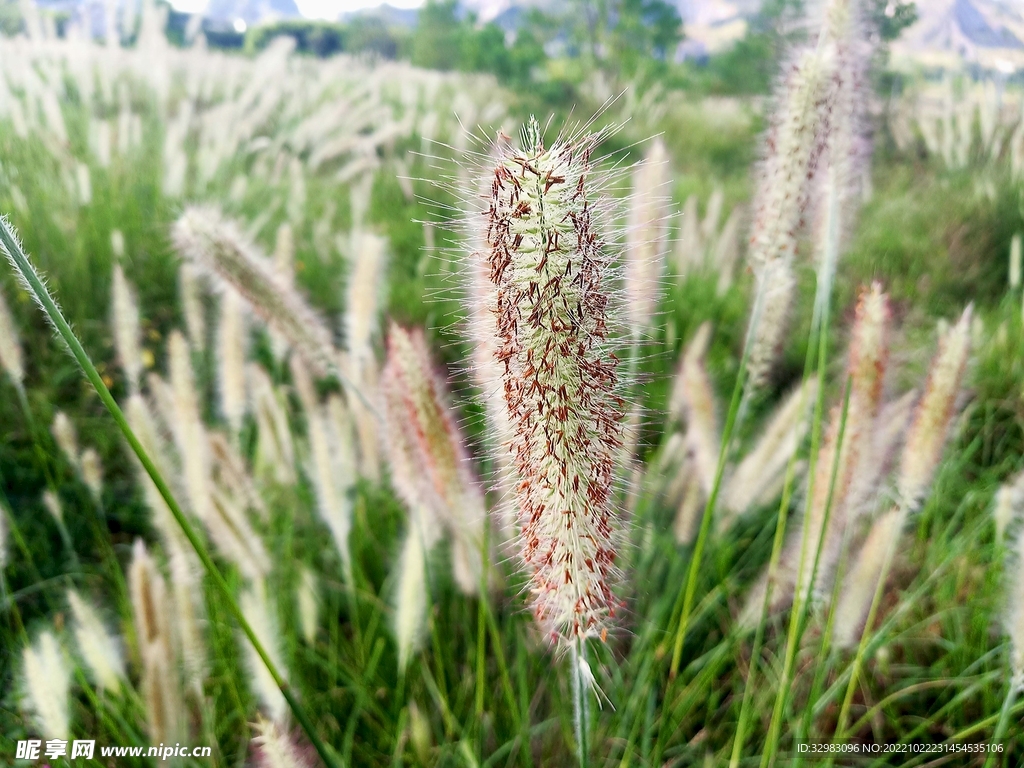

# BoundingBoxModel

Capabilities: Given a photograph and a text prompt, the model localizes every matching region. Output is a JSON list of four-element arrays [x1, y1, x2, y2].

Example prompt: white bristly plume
[[217, 287, 249, 435], [345, 230, 388, 376], [253, 717, 315, 768], [179, 263, 207, 353], [239, 580, 288, 723], [168, 331, 212, 522], [394, 511, 431, 670], [112, 263, 144, 394], [292, 356, 354, 576], [51, 411, 80, 470], [79, 447, 104, 503], [67, 589, 126, 693], [0, 282, 24, 387], [624, 138, 670, 339], [297, 567, 319, 645], [21, 629, 71, 739], [832, 508, 901, 648]]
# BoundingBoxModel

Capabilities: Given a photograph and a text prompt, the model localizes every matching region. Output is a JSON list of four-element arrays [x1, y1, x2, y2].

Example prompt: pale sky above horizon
[[170, 0, 425, 19]]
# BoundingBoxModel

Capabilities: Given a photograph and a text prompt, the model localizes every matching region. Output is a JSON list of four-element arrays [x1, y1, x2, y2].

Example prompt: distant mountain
[[340, 3, 420, 28], [892, 0, 1024, 72]]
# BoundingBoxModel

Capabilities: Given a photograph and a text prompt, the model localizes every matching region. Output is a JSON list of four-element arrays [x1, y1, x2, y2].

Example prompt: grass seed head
[[394, 518, 430, 670], [112, 263, 143, 394], [0, 282, 24, 386], [79, 447, 104, 503], [51, 410, 80, 470], [67, 589, 125, 693], [168, 330, 212, 521], [624, 137, 671, 338], [297, 567, 319, 645], [897, 305, 972, 510], [217, 287, 249, 435], [253, 717, 316, 768], [173, 206, 337, 376], [484, 116, 625, 645], [239, 580, 288, 723], [21, 629, 71, 740], [832, 507, 901, 649], [382, 323, 486, 593]]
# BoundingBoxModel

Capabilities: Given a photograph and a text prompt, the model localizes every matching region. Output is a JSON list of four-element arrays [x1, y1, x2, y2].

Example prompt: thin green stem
[[0, 215, 342, 768], [983, 680, 1017, 768], [572, 639, 590, 768]]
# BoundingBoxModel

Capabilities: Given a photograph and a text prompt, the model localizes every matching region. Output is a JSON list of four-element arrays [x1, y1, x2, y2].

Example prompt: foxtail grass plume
[[995, 485, 1015, 546], [673, 322, 720, 496], [746, 45, 835, 386], [67, 589, 125, 693], [21, 629, 71, 739], [344, 230, 388, 374], [129, 538, 172, 655], [844, 390, 917, 522], [483, 118, 625, 644], [141, 640, 184, 745], [297, 566, 319, 645], [270, 222, 295, 360], [712, 207, 742, 296], [168, 330, 212, 521], [1002, 482, 1024, 688], [173, 207, 337, 376], [253, 718, 316, 768], [208, 484, 271, 582], [51, 410, 80, 470], [125, 393, 186, 550], [624, 137, 670, 339], [111, 263, 144, 393], [746, 262, 797, 389], [897, 306, 973, 511], [0, 282, 24, 387], [167, 545, 207, 692], [217, 287, 249, 435], [292, 355, 353, 575], [178, 263, 207, 353], [239, 581, 288, 723], [250, 364, 297, 486], [42, 489, 63, 525], [209, 431, 268, 522], [394, 512, 432, 670], [80, 447, 104, 502], [382, 324, 486, 594], [832, 507, 901, 648], [994, 472, 1024, 544]]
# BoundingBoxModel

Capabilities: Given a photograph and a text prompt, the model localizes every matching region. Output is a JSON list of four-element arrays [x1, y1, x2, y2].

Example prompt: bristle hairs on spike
[[482, 115, 627, 646]]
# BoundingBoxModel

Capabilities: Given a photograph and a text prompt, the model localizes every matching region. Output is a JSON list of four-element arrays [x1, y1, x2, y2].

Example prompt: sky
[[170, 0, 425, 18]]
